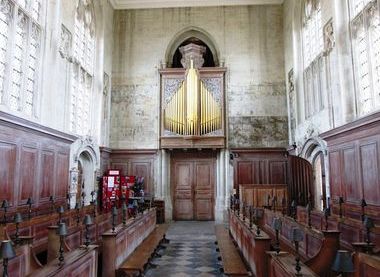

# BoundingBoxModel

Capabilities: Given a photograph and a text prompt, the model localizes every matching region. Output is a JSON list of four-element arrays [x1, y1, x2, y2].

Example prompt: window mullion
[[2, 2, 16, 107], [364, 7, 376, 112], [19, 15, 31, 113]]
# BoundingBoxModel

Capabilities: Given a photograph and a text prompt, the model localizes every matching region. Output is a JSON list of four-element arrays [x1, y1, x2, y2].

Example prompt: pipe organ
[[160, 61, 226, 149], [164, 61, 222, 136]]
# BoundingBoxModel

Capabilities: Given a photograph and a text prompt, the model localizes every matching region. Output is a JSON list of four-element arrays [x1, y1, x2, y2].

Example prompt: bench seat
[[215, 224, 250, 277], [116, 224, 169, 277]]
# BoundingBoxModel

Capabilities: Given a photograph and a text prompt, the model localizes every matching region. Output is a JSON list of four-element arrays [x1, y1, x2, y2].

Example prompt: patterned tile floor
[[145, 221, 225, 277]]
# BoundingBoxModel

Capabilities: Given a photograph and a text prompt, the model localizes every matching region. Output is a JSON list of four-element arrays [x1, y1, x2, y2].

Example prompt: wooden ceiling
[[109, 0, 284, 10]]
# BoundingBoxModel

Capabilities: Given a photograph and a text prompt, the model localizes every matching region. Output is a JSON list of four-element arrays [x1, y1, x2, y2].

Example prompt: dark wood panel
[[56, 152, 69, 198], [40, 150, 55, 202], [19, 146, 38, 205], [342, 147, 360, 203], [269, 161, 287, 184], [194, 161, 214, 220], [131, 162, 152, 194], [237, 161, 252, 184], [360, 142, 380, 206], [329, 150, 342, 200], [0, 141, 17, 206], [232, 149, 288, 192]]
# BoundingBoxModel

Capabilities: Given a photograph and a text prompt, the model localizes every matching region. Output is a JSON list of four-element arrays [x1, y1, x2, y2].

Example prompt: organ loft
[[0, 0, 379, 276]]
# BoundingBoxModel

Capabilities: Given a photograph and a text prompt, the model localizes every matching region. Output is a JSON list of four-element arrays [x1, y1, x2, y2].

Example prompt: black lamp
[[361, 199, 367, 222], [66, 193, 71, 210], [49, 195, 55, 213], [26, 197, 33, 220], [122, 202, 127, 225], [364, 216, 375, 246], [57, 206, 65, 225], [112, 206, 118, 232], [339, 196, 344, 218], [1, 200, 9, 224], [90, 191, 95, 204], [281, 197, 286, 215], [324, 207, 331, 231], [83, 214, 93, 248], [291, 200, 297, 220], [81, 192, 86, 208], [253, 208, 264, 236], [57, 222, 68, 266], [272, 217, 282, 254], [13, 213, 23, 245], [75, 202, 80, 226], [272, 196, 277, 212], [331, 250, 354, 276], [0, 240, 16, 277], [290, 227, 304, 277], [249, 206, 253, 229]]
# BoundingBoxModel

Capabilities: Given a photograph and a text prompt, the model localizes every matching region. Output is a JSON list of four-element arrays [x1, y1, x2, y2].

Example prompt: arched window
[[70, 0, 95, 136], [350, 0, 380, 116], [302, 0, 326, 118], [0, 0, 42, 117]]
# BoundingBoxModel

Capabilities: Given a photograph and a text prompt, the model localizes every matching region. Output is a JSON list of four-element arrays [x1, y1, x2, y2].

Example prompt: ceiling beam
[[109, 0, 284, 10]]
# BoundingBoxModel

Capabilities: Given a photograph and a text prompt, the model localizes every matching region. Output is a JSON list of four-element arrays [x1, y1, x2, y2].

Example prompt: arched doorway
[[300, 137, 329, 210]]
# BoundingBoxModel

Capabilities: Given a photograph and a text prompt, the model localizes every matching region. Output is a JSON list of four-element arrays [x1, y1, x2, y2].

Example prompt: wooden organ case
[[159, 43, 226, 149]]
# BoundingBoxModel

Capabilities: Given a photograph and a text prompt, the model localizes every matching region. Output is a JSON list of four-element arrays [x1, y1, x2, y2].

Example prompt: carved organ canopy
[[160, 43, 226, 149]]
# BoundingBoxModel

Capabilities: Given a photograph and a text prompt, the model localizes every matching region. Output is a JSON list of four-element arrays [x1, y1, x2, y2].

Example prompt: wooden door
[[194, 161, 214, 220], [172, 154, 215, 221], [173, 161, 194, 220]]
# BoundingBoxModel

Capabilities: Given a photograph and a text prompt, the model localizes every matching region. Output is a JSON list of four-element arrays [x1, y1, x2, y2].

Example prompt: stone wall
[[282, 0, 358, 149], [111, 5, 288, 149]]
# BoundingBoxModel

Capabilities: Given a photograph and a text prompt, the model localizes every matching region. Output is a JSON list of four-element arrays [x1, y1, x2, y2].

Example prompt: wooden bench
[[215, 224, 250, 277], [116, 224, 169, 277]]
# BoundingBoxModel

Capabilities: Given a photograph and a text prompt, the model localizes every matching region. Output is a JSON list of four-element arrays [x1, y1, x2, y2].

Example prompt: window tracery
[[0, 0, 42, 117], [70, 0, 95, 136]]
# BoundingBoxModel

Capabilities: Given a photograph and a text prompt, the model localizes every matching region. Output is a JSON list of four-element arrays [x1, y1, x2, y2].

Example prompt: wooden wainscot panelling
[[239, 184, 288, 210], [19, 146, 38, 205], [0, 141, 17, 206], [232, 148, 288, 191], [321, 111, 380, 249], [56, 152, 70, 200], [0, 111, 76, 215], [110, 149, 157, 195]]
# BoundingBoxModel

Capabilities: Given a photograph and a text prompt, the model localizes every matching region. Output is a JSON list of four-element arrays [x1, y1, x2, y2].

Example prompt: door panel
[[174, 162, 193, 220], [172, 156, 215, 221], [194, 162, 214, 220]]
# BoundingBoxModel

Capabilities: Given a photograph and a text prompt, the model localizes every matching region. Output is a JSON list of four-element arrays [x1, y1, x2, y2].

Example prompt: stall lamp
[[290, 227, 304, 277], [14, 213, 23, 245], [272, 217, 282, 254], [0, 240, 16, 277], [57, 223, 68, 266], [26, 198, 33, 220], [331, 250, 354, 276], [83, 215, 93, 248]]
